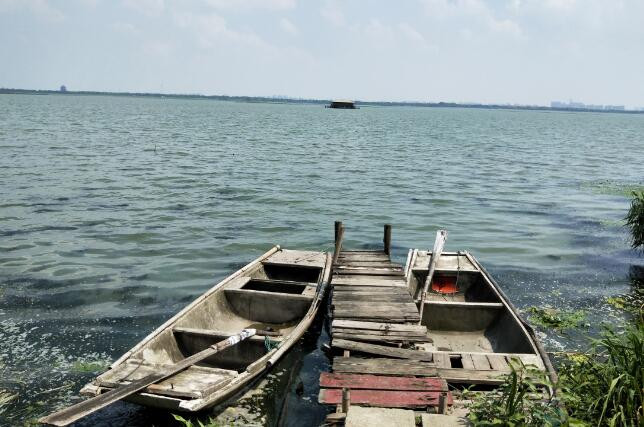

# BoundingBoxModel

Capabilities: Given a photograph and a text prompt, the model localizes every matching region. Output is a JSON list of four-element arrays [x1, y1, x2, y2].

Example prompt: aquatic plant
[[626, 190, 644, 251], [0, 389, 17, 415], [467, 320, 643, 426], [172, 414, 231, 427], [465, 360, 567, 426], [527, 307, 587, 331], [558, 321, 643, 426]]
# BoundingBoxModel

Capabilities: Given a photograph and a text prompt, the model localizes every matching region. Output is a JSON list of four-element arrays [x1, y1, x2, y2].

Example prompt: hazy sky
[[1, 0, 643, 106]]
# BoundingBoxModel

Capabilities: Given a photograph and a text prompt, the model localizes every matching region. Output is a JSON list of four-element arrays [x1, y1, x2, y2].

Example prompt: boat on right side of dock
[[405, 249, 556, 383]]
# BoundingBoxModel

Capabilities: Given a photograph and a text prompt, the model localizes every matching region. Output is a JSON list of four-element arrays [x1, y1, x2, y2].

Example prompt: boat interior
[[85, 249, 327, 402], [407, 251, 537, 355]]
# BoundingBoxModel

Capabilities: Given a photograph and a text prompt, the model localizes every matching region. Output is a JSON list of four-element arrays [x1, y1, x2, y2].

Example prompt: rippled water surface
[[1, 94, 643, 425]]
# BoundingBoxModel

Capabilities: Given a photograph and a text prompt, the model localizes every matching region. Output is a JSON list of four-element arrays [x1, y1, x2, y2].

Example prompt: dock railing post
[[383, 224, 392, 255], [333, 222, 344, 266], [341, 387, 350, 414]]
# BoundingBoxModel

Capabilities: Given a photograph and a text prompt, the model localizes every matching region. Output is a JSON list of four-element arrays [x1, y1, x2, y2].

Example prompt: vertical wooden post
[[334, 220, 342, 245], [333, 224, 345, 266], [383, 224, 392, 255], [438, 392, 447, 414], [341, 387, 350, 414]]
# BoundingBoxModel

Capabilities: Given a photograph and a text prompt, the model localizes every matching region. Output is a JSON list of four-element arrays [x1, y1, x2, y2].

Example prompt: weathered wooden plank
[[333, 269, 404, 277], [332, 333, 429, 342], [332, 274, 405, 286], [320, 372, 447, 391], [332, 320, 427, 333], [433, 353, 451, 368], [333, 357, 437, 376], [335, 261, 401, 268], [487, 354, 510, 371], [332, 278, 408, 288], [332, 339, 434, 361], [332, 327, 428, 337], [332, 358, 508, 384], [332, 302, 419, 313], [423, 301, 504, 309], [332, 329, 428, 340], [333, 294, 412, 303], [338, 255, 390, 262], [333, 286, 410, 294], [460, 354, 475, 370], [319, 389, 452, 408], [333, 313, 420, 323], [471, 354, 492, 371]]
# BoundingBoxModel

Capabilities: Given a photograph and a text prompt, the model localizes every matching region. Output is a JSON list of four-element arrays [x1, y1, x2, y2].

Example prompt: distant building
[[604, 105, 625, 111], [60, 85, 67, 92]]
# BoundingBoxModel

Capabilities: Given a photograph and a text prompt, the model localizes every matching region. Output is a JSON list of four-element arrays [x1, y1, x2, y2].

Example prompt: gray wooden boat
[[404, 249, 556, 383], [79, 246, 331, 412]]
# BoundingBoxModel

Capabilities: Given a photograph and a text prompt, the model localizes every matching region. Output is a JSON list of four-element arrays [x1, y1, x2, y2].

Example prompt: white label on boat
[[228, 329, 256, 345]]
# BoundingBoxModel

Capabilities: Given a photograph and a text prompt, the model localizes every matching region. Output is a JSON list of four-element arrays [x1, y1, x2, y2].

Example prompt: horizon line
[[1, 87, 642, 115]]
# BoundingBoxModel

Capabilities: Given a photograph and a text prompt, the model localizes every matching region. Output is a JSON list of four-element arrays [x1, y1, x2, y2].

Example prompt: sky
[[1, 0, 643, 107]]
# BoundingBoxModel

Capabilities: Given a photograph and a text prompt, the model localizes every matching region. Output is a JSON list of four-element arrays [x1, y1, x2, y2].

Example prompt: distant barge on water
[[326, 99, 358, 109]]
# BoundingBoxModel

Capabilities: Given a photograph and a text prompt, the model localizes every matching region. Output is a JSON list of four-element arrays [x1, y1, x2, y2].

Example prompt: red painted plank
[[320, 372, 448, 391], [319, 389, 453, 408]]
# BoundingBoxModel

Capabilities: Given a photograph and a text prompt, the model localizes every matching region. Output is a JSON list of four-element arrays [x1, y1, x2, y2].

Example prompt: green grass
[[527, 307, 587, 331]]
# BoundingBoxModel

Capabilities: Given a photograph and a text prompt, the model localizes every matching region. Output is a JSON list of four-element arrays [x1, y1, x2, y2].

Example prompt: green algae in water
[[582, 180, 644, 197], [71, 359, 110, 373], [527, 307, 587, 331]]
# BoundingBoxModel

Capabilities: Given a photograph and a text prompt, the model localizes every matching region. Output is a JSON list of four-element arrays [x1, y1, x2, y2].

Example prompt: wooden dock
[[319, 223, 551, 425], [320, 223, 454, 424]]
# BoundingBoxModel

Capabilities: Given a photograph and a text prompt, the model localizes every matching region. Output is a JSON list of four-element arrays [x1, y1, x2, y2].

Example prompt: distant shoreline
[[2, 87, 642, 115]]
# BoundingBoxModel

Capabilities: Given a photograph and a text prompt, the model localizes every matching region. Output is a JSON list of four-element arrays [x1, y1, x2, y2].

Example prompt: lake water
[[1, 94, 642, 425]]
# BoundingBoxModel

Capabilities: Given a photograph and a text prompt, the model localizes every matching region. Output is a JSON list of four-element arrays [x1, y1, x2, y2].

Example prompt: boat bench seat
[[172, 326, 284, 342], [95, 359, 238, 399], [224, 277, 315, 324], [420, 301, 504, 331]]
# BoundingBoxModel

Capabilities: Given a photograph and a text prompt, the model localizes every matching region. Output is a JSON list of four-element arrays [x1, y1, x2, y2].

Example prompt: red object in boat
[[431, 275, 458, 294]]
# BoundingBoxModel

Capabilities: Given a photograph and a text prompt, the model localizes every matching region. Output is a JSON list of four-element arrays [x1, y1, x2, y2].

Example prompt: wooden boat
[[79, 246, 331, 413], [403, 249, 556, 384]]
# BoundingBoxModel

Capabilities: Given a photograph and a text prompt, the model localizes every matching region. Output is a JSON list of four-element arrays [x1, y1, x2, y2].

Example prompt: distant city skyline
[[1, 1, 644, 108]]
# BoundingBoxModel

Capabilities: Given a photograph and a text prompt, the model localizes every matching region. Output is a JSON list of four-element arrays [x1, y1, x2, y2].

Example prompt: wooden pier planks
[[331, 250, 421, 326], [319, 389, 453, 408], [319, 372, 453, 409], [320, 373, 448, 391]]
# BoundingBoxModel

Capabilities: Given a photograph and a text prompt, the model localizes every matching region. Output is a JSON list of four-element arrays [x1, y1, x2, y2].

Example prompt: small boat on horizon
[[325, 99, 358, 109]]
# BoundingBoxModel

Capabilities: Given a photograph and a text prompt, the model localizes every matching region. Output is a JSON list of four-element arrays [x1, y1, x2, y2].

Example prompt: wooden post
[[438, 392, 448, 414], [333, 224, 345, 266], [341, 387, 350, 414], [383, 224, 392, 255], [334, 221, 342, 245]]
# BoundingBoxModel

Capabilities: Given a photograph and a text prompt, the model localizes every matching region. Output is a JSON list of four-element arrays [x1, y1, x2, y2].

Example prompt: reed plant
[[626, 190, 644, 251], [467, 318, 643, 426]]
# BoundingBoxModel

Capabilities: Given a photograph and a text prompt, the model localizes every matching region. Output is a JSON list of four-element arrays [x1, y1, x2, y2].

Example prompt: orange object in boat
[[431, 275, 458, 294]]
